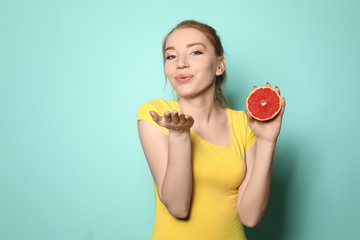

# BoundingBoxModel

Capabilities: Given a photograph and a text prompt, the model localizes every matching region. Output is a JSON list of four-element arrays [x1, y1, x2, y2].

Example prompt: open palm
[[150, 110, 194, 134]]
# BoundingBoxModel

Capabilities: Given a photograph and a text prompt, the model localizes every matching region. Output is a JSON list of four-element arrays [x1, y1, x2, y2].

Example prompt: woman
[[137, 20, 285, 240]]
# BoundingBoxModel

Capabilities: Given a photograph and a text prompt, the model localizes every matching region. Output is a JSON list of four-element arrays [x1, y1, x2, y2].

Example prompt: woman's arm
[[237, 141, 275, 227], [237, 83, 286, 227], [138, 110, 194, 219]]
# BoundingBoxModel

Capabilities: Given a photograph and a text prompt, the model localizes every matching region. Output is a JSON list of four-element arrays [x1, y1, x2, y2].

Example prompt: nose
[[177, 54, 189, 69]]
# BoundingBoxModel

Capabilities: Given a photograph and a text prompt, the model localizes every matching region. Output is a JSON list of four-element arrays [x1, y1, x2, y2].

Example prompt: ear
[[215, 56, 226, 76]]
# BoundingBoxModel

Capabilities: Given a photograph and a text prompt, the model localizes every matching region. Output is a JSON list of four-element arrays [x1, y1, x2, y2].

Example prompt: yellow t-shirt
[[137, 98, 256, 240]]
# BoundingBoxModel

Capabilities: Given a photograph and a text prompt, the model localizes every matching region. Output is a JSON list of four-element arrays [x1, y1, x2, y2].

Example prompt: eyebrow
[[165, 42, 206, 52]]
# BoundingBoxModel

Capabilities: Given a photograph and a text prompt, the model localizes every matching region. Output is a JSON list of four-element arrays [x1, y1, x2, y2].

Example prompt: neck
[[177, 87, 224, 126]]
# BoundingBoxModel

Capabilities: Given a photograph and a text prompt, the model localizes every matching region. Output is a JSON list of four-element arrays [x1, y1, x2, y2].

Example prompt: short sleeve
[[137, 101, 168, 135], [244, 114, 257, 150]]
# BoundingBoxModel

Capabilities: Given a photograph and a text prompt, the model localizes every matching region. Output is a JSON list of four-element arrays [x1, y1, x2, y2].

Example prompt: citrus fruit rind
[[246, 86, 282, 121]]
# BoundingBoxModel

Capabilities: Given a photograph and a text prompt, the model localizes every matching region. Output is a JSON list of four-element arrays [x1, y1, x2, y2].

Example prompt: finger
[[253, 85, 257, 89], [164, 111, 172, 123], [246, 111, 255, 124], [279, 98, 286, 116], [172, 111, 180, 124], [178, 112, 186, 122], [275, 86, 280, 95], [266, 82, 271, 87], [149, 111, 160, 122], [185, 115, 194, 125]]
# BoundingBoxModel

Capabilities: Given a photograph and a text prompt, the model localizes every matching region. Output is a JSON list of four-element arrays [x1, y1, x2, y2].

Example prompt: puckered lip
[[175, 74, 194, 83]]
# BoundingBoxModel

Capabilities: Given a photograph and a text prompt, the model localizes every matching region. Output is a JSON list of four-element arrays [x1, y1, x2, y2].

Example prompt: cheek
[[196, 58, 217, 72], [209, 60, 217, 72], [164, 63, 172, 78], [198, 61, 217, 79]]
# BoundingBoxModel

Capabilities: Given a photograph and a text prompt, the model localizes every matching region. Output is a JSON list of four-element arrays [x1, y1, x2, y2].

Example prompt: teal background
[[1, 0, 359, 239]]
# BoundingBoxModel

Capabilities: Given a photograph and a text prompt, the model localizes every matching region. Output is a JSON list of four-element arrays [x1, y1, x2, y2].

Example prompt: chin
[[177, 90, 204, 99], [172, 86, 194, 96], [176, 92, 194, 98]]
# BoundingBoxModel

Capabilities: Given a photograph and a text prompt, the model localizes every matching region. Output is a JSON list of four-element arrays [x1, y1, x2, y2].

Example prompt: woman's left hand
[[246, 83, 286, 143]]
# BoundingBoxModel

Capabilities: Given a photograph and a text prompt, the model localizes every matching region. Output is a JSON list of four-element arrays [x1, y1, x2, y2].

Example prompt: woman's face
[[164, 28, 225, 99]]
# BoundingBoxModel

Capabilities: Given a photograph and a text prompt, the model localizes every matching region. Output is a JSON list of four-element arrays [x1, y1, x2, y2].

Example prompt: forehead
[[165, 27, 211, 48]]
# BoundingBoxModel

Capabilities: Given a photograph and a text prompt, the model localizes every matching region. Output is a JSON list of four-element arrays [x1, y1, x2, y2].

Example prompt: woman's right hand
[[150, 110, 194, 134]]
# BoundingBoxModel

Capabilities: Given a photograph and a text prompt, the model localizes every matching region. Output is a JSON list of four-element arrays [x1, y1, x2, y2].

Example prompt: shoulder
[[228, 108, 256, 148], [137, 98, 178, 116], [138, 98, 175, 110], [137, 98, 177, 135], [227, 108, 252, 133], [227, 108, 248, 124]]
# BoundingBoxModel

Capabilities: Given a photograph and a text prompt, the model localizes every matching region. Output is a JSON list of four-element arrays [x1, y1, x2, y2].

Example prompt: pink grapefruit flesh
[[246, 86, 282, 121]]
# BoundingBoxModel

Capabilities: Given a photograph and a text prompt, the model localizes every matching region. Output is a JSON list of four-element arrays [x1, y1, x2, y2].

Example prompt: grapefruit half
[[246, 86, 282, 121]]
